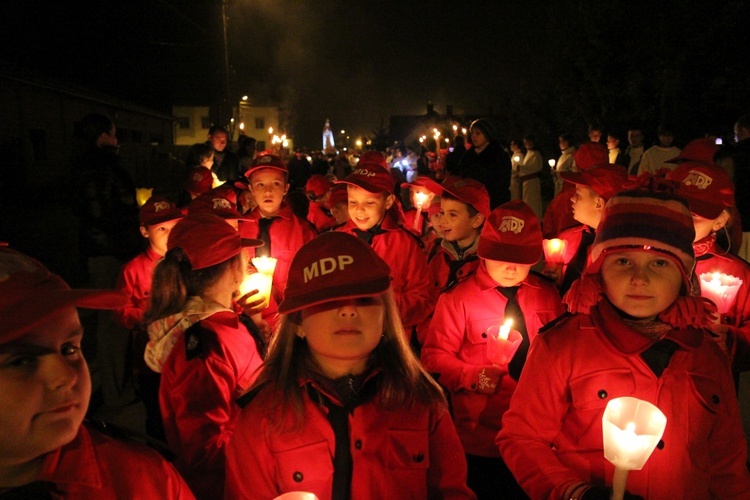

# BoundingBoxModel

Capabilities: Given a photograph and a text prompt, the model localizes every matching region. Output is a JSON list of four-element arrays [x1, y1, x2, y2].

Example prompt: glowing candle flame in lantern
[[240, 256, 277, 309], [602, 397, 667, 500], [135, 187, 153, 207], [513, 155, 521, 163], [548, 159, 556, 168], [486, 318, 522, 365], [699, 272, 743, 315], [542, 239, 568, 264]]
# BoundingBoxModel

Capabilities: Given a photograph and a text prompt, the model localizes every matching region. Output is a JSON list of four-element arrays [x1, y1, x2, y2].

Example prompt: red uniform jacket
[[159, 311, 263, 500], [307, 201, 338, 232], [225, 377, 475, 499], [497, 299, 750, 499], [337, 217, 436, 329], [33, 423, 193, 498], [695, 238, 750, 371], [241, 203, 317, 324], [113, 246, 160, 330], [542, 182, 580, 239], [422, 263, 564, 456]]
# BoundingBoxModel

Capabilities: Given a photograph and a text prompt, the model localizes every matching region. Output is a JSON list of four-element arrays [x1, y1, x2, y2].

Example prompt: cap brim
[[335, 179, 392, 194], [244, 166, 288, 178], [142, 213, 183, 226], [559, 171, 589, 186], [477, 241, 541, 265], [278, 276, 391, 314]]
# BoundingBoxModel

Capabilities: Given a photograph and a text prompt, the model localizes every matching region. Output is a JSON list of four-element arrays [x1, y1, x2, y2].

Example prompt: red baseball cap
[[139, 196, 183, 226], [279, 232, 392, 314], [432, 176, 491, 217], [306, 174, 332, 198], [560, 164, 628, 201], [183, 166, 213, 195], [0, 248, 127, 342], [574, 142, 609, 171], [244, 153, 288, 179], [168, 213, 262, 270], [666, 161, 735, 219], [478, 200, 543, 264], [358, 150, 389, 169], [667, 138, 719, 164], [400, 176, 441, 192], [188, 186, 242, 219], [326, 183, 349, 209], [336, 163, 395, 194]]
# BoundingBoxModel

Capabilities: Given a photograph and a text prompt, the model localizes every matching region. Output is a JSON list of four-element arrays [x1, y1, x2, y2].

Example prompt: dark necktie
[[353, 225, 385, 246], [560, 229, 595, 295], [256, 217, 275, 257], [497, 286, 529, 381]]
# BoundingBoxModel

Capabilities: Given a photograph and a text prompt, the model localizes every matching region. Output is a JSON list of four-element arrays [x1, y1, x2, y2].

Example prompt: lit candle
[[602, 397, 667, 500], [240, 256, 277, 309], [413, 191, 430, 231], [548, 159, 556, 168], [486, 319, 522, 365], [135, 187, 153, 207], [513, 155, 521, 163], [542, 238, 568, 264], [699, 272, 743, 315]]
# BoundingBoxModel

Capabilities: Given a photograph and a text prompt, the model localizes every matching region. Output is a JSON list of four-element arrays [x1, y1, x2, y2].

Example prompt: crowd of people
[[3, 112, 750, 499]]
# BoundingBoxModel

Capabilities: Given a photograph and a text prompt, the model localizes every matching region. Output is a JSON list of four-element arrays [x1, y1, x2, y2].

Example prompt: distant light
[[444, 138, 449, 143], [356, 139, 363, 147], [239, 122, 245, 130], [230, 118, 235, 123], [462, 128, 467, 135], [282, 140, 289, 148], [452, 125, 458, 131], [268, 127, 274, 134], [341, 129, 345, 134], [343, 147, 348, 151], [715, 138, 723, 145], [241, 95, 248, 101], [548, 159, 556, 167]]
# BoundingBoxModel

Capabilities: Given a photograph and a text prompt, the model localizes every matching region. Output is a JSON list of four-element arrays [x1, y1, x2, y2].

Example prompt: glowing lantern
[[699, 272, 743, 315], [135, 187, 153, 207], [486, 319, 523, 366], [602, 397, 666, 500], [542, 239, 567, 265], [240, 256, 277, 309]]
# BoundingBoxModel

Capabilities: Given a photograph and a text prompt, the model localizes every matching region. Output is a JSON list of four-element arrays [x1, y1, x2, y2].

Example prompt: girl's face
[[0, 308, 90, 468], [347, 186, 393, 231], [484, 260, 532, 288], [601, 251, 683, 320], [299, 296, 385, 378]]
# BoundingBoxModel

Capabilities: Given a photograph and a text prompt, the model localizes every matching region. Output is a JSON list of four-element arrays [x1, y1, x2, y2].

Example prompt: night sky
[[2, 0, 749, 148]]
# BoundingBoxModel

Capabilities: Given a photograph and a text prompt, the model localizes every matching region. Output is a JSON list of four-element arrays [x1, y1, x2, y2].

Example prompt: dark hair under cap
[[470, 118, 498, 143]]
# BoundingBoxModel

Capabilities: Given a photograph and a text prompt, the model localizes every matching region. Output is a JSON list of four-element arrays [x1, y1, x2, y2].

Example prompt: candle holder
[[413, 191, 430, 231], [240, 256, 277, 309], [602, 397, 666, 500], [485, 322, 523, 366], [542, 238, 567, 264], [273, 493, 319, 500], [135, 187, 153, 207], [699, 272, 742, 317]]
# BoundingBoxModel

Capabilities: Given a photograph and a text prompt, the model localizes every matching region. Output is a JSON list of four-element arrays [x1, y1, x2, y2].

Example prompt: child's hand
[[237, 289, 266, 316], [477, 366, 507, 394], [708, 324, 733, 358]]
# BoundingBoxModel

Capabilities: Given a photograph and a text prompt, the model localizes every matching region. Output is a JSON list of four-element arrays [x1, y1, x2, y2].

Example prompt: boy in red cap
[[187, 185, 244, 229], [335, 154, 435, 338], [305, 174, 337, 232], [241, 153, 317, 329], [183, 166, 213, 202], [0, 248, 193, 498], [549, 163, 627, 295], [422, 200, 564, 499], [667, 162, 750, 371], [143, 213, 264, 499], [326, 183, 350, 227], [112, 195, 183, 440], [226, 232, 474, 499], [401, 177, 438, 237], [498, 189, 750, 499]]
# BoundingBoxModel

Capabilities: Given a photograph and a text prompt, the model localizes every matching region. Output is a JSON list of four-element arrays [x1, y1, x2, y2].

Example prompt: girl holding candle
[[143, 213, 265, 499], [422, 200, 564, 499], [225, 232, 474, 499], [497, 189, 750, 499], [666, 161, 750, 371]]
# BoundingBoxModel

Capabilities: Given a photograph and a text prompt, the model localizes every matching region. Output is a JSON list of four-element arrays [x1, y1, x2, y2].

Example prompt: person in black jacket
[[458, 118, 512, 209]]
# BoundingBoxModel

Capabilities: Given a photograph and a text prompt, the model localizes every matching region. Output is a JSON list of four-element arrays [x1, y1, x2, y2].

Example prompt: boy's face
[[330, 203, 350, 225], [571, 185, 604, 228], [139, 218, 180, 256], [0, 307, 90, 466], [484, 259, 532, 287], [347, 185, 393, 231], [692, 211, 729, 242], [439, 198, 483, 246], [600, 250, 682, 320], [249, 169, 289, 217]]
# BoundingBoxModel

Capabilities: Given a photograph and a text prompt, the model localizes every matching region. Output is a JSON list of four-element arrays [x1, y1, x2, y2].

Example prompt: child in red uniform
[[225, 232, 475, 499], [143, 213, 264, 499], [666, 161, 750, 371], [305, 174, 337, 232], [241, 154, 318, 330], [422, 200, 564, 499], [0, 248, 193, 498], [336, 155, 435, 335], [401, 177, 438, 241], [113, 195, 183, 440], [326, 183, 350, 228], [498, 190, 750, 499]]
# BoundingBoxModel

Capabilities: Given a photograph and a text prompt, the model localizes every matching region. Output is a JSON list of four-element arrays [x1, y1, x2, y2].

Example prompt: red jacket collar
[[38, 425, 102, 489], [590, 298, 704, 354], [246, 202, 292, 222]]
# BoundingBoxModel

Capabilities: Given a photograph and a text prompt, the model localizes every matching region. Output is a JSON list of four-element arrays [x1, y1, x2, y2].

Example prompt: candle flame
[[499, 318, 513, 340]]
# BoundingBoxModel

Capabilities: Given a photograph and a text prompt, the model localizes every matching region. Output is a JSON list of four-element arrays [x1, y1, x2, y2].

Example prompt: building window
[[201, 117, 212, 129], [176, 117, 190, 129], [255, 117, 265, 129]]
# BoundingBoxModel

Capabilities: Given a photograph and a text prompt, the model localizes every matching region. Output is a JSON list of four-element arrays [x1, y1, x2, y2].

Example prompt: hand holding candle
[[699, 272, 743, 315], [240, 256, 277, 310], [602, 397, 667, 500], [486, 319, 523, 366]]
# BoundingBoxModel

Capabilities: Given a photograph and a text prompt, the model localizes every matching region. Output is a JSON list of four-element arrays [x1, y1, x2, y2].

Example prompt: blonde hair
[[249, 290, 446, 430]]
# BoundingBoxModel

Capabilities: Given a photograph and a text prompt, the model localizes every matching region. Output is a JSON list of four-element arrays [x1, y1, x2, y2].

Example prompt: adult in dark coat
[[208, 126, 240, 182], [458, 119, 512, 209]]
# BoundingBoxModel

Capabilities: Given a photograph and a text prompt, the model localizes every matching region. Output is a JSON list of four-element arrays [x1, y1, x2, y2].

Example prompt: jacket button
[[293, 471, 303, 483], [355, 439, 362, 450], [481, 332, 487, 338], [413, 452, 425, 463], [657, 440, 665, 450], [712, 394, 720, 404], [471, 383, 477, 389], [597, 390, 607, 399]]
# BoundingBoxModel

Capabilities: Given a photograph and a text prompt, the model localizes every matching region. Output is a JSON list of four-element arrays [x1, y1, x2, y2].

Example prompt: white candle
[[699, 272, 743, 315]]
